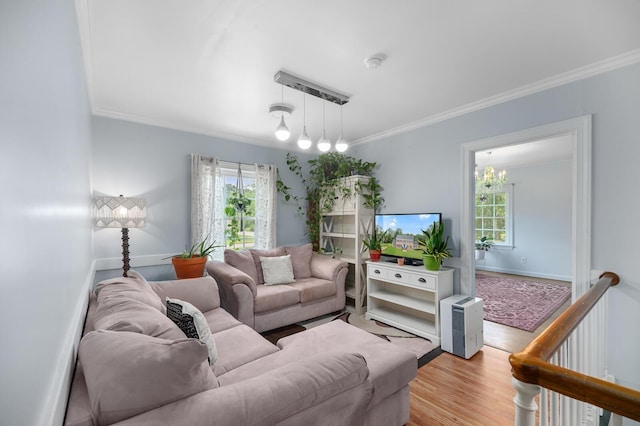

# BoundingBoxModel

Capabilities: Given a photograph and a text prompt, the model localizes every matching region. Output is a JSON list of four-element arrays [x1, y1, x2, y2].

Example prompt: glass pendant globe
[[317, 131, 331, 152], [335, 132, 348, 152], [275, 116, 290, 141], [297, 126, 312, 149]]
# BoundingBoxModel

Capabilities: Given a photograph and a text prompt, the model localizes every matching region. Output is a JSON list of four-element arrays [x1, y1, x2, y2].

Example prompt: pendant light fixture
[[475, 151, 507, 202], [335, 104, 348, 152], [297, 92, 312, 149], [317, 100, 331, 152], [274, 83, 290, 141]]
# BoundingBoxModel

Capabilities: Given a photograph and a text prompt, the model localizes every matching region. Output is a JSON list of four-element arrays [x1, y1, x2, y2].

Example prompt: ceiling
[[77, 0, 640, 156]]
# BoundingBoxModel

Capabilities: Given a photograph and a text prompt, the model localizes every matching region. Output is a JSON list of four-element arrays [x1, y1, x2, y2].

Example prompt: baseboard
[[476, 265, 571, 282], [39, 260, 95, 426]]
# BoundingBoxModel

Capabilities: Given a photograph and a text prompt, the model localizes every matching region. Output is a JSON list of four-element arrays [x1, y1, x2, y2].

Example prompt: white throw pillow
[[166, 298, 217, 365], [260, 254, 295, 285]]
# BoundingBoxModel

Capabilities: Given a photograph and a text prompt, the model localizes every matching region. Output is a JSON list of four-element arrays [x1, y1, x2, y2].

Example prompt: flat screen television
[[375, 213, 442, 265]]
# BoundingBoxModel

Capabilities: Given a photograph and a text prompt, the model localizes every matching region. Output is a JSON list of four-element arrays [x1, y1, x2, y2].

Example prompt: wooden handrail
[[510, 272, 640, 421]]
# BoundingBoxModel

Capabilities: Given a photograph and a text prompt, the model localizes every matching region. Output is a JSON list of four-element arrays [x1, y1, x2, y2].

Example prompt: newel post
[[512, 377, 540, 426]]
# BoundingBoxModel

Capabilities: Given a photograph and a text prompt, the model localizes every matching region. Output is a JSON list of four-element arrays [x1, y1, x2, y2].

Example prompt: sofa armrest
[[206, 260, 257, 298], [149, 276, 220, 312], [112, 352, 372, 426], [310, 252, 349, 282]]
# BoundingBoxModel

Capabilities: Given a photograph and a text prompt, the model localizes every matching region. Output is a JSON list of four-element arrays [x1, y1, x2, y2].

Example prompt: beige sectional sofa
[[206, 244, 349, 332], [65, 271, 417, 426]]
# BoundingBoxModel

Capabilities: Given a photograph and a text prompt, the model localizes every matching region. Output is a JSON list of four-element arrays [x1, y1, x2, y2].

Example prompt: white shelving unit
[[319, 175, 374, 315], [365, 261, 454, 345]]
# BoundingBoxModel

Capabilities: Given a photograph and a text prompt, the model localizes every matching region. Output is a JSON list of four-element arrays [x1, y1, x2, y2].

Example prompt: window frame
[[475, 183, 514, 249], [219, 163, 257, 250]]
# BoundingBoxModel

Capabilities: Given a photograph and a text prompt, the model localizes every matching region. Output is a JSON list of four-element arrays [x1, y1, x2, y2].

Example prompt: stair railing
[[509, 272, 640, 425]]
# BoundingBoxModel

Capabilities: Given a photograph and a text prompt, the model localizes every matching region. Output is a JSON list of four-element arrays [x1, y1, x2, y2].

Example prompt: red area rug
[[475, 274, 571, 332]]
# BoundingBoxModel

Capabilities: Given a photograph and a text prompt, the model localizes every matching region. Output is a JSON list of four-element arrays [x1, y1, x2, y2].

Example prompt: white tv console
[[365, 261, 454, 345]]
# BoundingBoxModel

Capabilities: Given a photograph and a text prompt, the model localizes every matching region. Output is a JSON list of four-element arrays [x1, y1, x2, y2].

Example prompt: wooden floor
[[406, 271, 572, 424], [408, 346, 518, 425]]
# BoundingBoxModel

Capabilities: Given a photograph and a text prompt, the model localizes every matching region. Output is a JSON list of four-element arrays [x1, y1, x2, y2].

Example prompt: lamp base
[[122, 227, 130, 277]]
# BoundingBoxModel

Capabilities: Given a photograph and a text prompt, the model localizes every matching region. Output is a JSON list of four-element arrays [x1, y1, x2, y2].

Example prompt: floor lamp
[[94, 195, 146, 277]]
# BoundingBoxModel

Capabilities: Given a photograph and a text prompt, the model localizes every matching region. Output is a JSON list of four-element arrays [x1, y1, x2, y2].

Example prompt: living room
[[3, 1, 640, 425]]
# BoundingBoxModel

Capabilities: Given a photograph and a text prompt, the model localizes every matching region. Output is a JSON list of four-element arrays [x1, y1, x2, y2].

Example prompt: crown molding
[[353, 48, 640, 146]]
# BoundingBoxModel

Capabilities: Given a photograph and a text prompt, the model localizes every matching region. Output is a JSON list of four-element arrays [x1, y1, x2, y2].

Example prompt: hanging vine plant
[[277, 152, 384, 248]]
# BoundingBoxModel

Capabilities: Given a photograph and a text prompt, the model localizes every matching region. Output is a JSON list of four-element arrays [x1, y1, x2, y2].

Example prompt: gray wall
[[353, 62, 640, 397], [478, 160, 572, 281], [92, 117, 312, 276], [0, 1, 93, 425]]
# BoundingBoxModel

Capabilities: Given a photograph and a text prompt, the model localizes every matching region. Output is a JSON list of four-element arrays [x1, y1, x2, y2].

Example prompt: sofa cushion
[[95, 272, 165, 313], [285, 243, 313, 279], [254, 284, 300, 313], [290, 277, 337, 303], [224, 249, 259, 284], [166, 298, 217, 365], [93, 299, 185, 340], [79, 330, 218, 426], [150, 276, 220, 313], [260, 254, 295, 286], [250, 247, 286, 284], [204, 308, 243, 334], [212, 324, 279, 376]]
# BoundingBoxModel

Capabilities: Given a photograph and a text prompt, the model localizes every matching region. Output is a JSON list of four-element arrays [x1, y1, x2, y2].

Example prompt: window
[[220, 165, 256, 249], [475, 185, 513, 247]]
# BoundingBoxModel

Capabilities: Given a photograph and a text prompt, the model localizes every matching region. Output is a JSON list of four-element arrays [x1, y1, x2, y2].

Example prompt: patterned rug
[[476, 274, 571, 332]]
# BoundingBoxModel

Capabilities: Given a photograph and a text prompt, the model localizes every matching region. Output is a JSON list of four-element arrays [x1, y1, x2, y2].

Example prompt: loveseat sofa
[[65, 271, 417, 426], [206, 243, 349, 332]]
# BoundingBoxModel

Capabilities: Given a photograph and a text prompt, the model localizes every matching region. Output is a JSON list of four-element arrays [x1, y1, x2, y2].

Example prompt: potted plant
[[171, 236, 221, 279], [416, 222, 451, 271], [362, 230, 388, 262], [474, 236, 493, 260]]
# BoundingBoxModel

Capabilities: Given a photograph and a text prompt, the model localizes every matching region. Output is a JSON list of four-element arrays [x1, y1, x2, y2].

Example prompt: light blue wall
[[353, 62, 640, 401], [92, 117, 312, 274], [0, 1, 93, 425], [478, 160, 572, 281]]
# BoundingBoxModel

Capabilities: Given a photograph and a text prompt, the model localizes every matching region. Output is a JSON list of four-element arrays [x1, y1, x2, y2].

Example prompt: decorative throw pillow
[[285, 243, 313, 279], [260, 254, 295, 286], [250, 247, 286, 284], [166, 298, 217, 365], [79, 330, 217, 426]]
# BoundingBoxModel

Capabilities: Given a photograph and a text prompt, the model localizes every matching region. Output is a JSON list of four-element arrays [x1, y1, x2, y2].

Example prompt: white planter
[[475, 249, 486, 260]]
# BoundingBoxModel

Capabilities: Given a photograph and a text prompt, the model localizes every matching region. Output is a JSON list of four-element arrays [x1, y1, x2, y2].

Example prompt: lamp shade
[[94, 195, 146, 228]]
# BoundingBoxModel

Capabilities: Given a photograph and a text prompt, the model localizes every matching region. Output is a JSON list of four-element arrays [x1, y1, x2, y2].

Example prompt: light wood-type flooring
[[406, 271, 571, 425]]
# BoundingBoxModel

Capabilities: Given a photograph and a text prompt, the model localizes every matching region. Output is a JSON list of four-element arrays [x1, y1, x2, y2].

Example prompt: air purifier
[[440, 294, 484, 359]]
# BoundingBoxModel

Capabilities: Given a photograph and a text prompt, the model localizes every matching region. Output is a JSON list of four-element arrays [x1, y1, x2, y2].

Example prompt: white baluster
[[513, 377, 540, 426]]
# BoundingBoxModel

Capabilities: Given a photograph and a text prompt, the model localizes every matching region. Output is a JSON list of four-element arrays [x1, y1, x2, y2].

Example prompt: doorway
[[460, 116, 592, 351]]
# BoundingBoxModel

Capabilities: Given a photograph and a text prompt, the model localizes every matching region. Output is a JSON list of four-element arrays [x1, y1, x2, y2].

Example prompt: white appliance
[[440, 295, 484, 359]]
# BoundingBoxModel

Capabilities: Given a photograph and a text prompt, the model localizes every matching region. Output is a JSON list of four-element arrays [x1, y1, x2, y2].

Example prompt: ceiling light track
[[274, 71, 350, 105]]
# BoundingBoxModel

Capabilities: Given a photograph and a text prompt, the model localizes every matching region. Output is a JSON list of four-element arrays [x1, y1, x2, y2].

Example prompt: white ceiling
[[77, 0, 640, 157]]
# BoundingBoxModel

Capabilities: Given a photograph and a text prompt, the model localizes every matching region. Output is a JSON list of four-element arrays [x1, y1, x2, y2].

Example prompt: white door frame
[[460, 116, 592, 298]]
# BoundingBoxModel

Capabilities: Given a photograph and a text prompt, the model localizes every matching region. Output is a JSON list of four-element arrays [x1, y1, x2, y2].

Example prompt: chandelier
[[475, 152, 507, 202], [271, 71, 350, 152]]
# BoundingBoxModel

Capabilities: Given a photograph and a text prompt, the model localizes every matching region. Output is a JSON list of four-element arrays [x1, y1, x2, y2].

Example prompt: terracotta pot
[[171, 255, 207, 279], [369, 250, 382, 262]]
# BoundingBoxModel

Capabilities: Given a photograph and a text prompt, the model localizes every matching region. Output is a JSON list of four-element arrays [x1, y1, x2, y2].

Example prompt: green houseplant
[[474, 236, 493, 260], [416, 222, 451, 271], [362, 229, 388, 262], [171, 236, 221, 279], [277, 152, 384, 249]]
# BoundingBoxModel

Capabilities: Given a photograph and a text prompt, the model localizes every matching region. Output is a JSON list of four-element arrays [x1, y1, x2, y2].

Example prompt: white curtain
[[191, 155, 277, 258], [190, 154, 225, 261], [253, 163, 277, 249]]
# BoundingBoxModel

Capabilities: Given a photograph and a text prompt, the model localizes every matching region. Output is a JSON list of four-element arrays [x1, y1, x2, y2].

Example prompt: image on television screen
[[375, 213, 441, 261]]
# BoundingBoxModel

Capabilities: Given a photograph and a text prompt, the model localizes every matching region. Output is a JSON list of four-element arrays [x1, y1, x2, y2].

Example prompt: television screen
[[375, 213, 442, 261]]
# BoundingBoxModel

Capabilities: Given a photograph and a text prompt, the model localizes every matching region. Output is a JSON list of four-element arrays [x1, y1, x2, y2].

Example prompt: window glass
[[221, 168, 256, 249], [475, 186, 513, 246]]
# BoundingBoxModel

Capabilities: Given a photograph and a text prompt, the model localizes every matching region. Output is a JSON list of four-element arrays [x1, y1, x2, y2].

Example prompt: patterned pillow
[[166, 298, 217, 365], [260, 255, 295, 286]]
